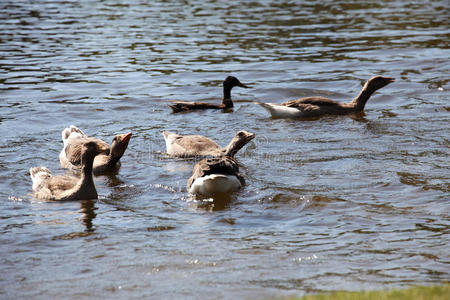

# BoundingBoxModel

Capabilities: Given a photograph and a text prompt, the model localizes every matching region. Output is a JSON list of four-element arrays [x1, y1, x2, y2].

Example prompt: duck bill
[[119, 132, 132, 144], [238, 82, 250, 88]]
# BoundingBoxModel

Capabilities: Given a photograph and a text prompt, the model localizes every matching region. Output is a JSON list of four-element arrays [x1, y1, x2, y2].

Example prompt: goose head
[[110, 132, 132, 160], [223, 130, 255, 157], [81, 141, 110, 161], [365, 76, 395, 92]]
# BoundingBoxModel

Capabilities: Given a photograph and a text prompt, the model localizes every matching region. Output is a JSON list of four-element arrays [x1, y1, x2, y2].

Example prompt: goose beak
[[246, 132, 255, 142], [386, 77, 395, 83], [119, 132, 132, 144]]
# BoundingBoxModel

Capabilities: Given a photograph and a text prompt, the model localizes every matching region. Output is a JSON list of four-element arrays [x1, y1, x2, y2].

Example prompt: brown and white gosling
[[187, 156, 245, 197], [59, 125, 132, 175], [30, 141, 108, 201], [162, 130, 255, 158], [184, 131, 255, 197]]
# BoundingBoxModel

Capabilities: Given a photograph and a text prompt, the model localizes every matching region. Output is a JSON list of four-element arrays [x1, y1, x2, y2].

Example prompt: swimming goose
[[255, 75, 394, 118], [30, 141, 108, 201], [162, 130, 255, 158], [168, 76, 249, 112], [187, 156, 245, 197], [59, 125, 132, 175]]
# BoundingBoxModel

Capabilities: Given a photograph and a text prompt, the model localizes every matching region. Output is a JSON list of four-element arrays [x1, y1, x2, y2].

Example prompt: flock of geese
[[30, 75, 394, 201]]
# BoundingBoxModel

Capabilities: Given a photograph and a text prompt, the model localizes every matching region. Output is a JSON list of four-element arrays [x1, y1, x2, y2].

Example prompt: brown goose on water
[[255, 75, 394, 118], [187, 156, 245, 197], [59, 125, 132, 175], [30, 141, 108, 201], [162, 130, 255, 158], [168, 76, 249, 112]]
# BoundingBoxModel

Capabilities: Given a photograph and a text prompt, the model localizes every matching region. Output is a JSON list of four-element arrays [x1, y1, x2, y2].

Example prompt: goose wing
[[163, 131, 220, 157], [175, 135, 220, 155], [30, 167, 78, 200], [283, 96, 340, 108], [64, 137, 109, 166]]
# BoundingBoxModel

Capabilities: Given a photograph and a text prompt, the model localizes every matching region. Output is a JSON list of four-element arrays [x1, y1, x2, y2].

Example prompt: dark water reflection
[[1, 0, 449, 299], [79, 200, 97, 233]]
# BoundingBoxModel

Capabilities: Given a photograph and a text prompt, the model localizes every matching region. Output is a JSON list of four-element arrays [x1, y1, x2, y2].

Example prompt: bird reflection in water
[[79, 199, 97, 232], [188, 193, 234, 211]]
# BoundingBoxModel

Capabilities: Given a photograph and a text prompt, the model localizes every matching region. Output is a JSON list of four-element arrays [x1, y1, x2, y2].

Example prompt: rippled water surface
[[1, 0, 449, 299]]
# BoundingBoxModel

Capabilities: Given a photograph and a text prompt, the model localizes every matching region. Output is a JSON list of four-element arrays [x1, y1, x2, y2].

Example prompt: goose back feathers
[[163, 130, 254, 158]]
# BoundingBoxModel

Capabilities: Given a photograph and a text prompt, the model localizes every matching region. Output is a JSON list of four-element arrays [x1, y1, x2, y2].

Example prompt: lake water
[[1, 0, 449, 299]]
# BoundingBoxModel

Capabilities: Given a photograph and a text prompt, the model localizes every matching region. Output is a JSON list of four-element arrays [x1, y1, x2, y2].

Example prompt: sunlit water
[[1, 0, 449, 299]]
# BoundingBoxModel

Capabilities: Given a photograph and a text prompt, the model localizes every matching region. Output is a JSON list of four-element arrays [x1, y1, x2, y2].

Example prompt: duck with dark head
[[168, 76, 249, 113]]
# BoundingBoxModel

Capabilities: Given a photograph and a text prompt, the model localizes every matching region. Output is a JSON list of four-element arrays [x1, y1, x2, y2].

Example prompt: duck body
[[187, 156, 244, 197], [256, 76, 394, 118], [30, 141, 108, 201], [168, 76, 249, 113], [59, 125, 132, 175], [163, 130, 255, 158], [168, 102, 229, 112]]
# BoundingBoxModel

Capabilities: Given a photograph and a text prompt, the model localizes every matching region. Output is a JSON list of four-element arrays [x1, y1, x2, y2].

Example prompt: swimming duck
[[59, 125, 132, 175], [168, 76, 249, 112], [255, 75, 394, 118], [187, 156, 245, 197], [162, 130, 255, 158], [30, 141, 108, 201]]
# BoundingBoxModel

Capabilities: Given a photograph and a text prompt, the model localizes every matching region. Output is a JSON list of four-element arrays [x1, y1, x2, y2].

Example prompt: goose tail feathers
[[61, 125, 86, 145]]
